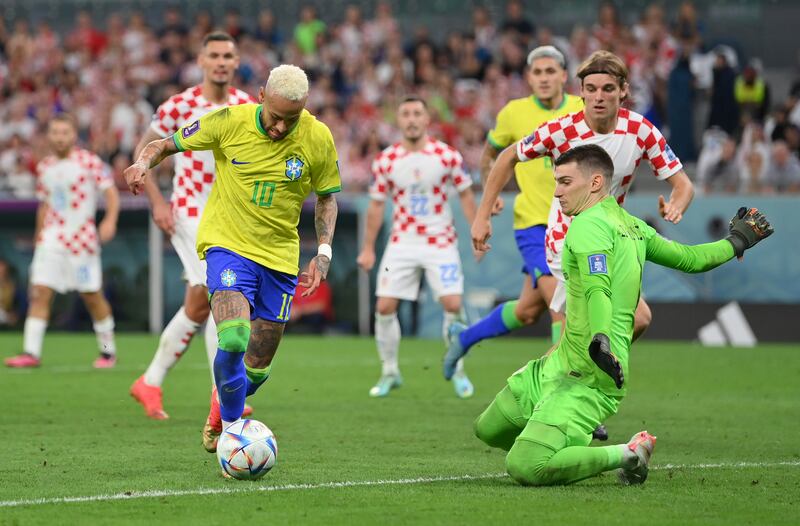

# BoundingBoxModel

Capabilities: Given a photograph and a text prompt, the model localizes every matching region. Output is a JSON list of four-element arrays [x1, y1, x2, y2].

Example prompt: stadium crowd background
[[1, 0, 800, 201]]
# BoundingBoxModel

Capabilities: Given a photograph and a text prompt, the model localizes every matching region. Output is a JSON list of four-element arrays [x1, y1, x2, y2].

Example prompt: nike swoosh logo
[[231, 158, 251, 165], [223, 383, 244, 393]]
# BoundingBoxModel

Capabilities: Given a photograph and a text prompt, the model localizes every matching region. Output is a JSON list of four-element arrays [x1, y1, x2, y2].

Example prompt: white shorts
[[376, 242, 464, 301], [30, 246, 102, 294], [171, 215, 206, 287]]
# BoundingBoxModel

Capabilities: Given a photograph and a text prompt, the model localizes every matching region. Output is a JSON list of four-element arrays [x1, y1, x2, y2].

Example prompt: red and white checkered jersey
[[35, 149, 114, 256], [370, 138, 472, 248], [150, 85, 255, 218], [516, 108, 683, 259]]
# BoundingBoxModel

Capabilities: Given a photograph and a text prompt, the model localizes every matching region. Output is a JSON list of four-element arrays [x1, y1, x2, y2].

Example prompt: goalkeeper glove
[[726, 207, 774, 258], [589, 333, 624, 389]]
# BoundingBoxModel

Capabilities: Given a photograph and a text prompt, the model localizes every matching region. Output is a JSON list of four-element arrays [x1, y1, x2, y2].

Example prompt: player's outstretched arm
[[658, 170, 694, 224], [479, 142, 504, 215], [134, 129, 175, 236], [123, 137, 180, 195], [458, 187, 484, 261], [300, 194, 338, 297], [356, 199, 385, 273], [472, 146, 518, 252], [646, 207, 774, 272], [98, 185, 120, 244]]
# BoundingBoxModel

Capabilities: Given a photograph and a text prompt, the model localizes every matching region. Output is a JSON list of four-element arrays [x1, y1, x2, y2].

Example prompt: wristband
[[317, 243, 332, 261]]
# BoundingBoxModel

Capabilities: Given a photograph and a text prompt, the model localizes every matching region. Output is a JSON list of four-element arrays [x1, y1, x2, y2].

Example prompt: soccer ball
[[216, 419, 278, 480]]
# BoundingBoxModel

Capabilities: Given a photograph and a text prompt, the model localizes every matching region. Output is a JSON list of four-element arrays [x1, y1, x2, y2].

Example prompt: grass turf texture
[[1, 333, 798, 525]]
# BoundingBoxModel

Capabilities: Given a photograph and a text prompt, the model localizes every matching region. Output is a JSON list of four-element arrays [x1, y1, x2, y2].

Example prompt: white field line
[[1, 461, 799, 508]]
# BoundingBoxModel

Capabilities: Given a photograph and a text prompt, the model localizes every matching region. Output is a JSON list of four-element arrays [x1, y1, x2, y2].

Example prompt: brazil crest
[[285, 156, 305, 181]]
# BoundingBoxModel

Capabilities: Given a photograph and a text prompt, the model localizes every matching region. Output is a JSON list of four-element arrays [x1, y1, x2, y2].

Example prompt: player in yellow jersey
[[124, 65, 341, 460], [450, 47, 582, 367]]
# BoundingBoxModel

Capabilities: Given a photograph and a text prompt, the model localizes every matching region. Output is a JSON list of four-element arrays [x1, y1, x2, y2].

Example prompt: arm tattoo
[[313, 255, 330, 279], [138, 138, 177, 170], [314, 194, 338, 246]]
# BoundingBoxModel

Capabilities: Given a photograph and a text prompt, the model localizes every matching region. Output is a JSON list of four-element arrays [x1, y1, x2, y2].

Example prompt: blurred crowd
[[1, 0, 799, 198]]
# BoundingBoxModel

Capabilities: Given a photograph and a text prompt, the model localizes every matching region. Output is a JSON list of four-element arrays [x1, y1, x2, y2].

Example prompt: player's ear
[[258, 87, 265, 104], [620, 81, 629, 102], [592, 173, 605, 192]]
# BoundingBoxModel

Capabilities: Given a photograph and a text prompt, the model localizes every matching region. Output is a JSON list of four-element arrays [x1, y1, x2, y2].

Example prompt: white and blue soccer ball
[[217, 419, 278, 480]]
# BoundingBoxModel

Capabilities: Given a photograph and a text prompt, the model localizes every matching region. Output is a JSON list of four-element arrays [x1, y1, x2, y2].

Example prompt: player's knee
[[439, 295, 461, 313], [505, 441, 553, 486], [473, 414, 497, 447], [184, 294, 210, 322], [217, 320, 250, 354], [515, 301, 542, 325], [29, 286, 51, 306]]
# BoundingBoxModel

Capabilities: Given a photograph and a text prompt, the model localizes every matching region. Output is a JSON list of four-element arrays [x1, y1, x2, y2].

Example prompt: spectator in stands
[[253, 9, 283, 48], [673, 1, 704, 53], [697, 128, 740, 193], [738, 121, 770, 193], [765, 141, 800, 192], [294, 5, 326, 57], [667, 48, 697, 161], [501, 0, 535, 46], [735, 59, 770, 124], [708, 47, 740, 136]]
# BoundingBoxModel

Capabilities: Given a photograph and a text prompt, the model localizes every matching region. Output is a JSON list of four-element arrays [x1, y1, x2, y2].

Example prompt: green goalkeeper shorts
[[506, 356, 620, 448]]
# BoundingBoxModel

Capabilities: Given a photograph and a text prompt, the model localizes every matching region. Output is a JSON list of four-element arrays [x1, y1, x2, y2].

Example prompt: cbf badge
[[285, 156, 304, 181], [221, 269, 237, 287]]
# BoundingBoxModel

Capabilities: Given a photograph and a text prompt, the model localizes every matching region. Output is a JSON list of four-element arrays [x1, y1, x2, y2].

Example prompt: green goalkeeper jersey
[[553, 196, 735, 397]]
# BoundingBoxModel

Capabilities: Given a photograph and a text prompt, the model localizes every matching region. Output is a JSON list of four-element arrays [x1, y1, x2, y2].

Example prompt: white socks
[[375, 312, 401, 376], [93, 316, 116, 356], [442, 310, 460, 346], [443, 310, 466, 377], [23, 317, 47, 358], [204, 314, 218, 385], [143, 307, 201, 387], [24, 316, 115, 360]]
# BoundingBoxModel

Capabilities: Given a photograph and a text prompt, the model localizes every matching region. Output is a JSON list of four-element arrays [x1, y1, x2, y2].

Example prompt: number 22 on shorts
[[439, 263, 459, 286]]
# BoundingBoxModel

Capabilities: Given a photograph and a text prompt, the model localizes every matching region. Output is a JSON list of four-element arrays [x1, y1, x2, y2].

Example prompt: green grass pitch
[[1, 332, 798, 525]]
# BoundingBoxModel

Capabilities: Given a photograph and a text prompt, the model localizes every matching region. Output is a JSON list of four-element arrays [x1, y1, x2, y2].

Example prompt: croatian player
[[447, 50, 694, 371], [356, 95, 479, 399], [455, 46, 582, 363], [470, 145, 772, 486], [4, 114, 120, 368], [124, 65, 340, 456], [129, 32, 257, 420]]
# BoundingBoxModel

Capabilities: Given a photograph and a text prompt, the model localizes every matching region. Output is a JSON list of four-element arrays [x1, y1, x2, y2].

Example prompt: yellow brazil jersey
[[487, 94, 583, 229], [173, 103, 341, 275]]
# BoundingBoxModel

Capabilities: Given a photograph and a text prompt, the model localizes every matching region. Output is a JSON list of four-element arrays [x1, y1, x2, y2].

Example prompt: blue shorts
[[514, 225, 552, 286], [206, 247, 298, 323]]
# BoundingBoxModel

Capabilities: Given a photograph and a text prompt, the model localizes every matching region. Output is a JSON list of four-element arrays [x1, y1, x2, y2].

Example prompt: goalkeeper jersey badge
[[221, 269, 237, 287], [588, 254, 608, 274], [285, 156, 305, 181]]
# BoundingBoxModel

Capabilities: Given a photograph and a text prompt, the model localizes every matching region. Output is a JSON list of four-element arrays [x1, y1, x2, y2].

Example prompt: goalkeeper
[[460, 144, 773, 486]]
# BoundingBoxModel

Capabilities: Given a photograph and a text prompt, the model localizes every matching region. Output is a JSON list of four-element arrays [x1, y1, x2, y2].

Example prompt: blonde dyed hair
[[266, 64, 309, 101], [577, 50, 628, 87]]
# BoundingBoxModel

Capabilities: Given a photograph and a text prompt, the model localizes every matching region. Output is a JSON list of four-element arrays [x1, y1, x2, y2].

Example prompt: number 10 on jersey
[[251, 181, 276, 207]]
